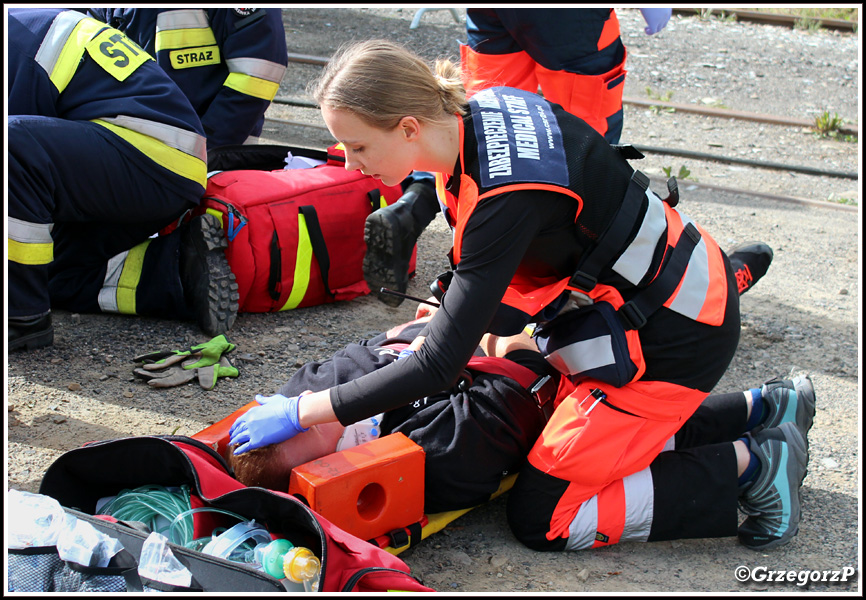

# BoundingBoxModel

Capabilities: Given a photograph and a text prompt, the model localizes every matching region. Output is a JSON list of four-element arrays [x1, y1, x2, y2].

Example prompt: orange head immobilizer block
[[288, 433, 425, 541]]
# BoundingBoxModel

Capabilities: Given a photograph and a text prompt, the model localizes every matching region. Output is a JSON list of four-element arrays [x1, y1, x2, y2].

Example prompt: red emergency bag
[[193, 144, 409, 313], [37, 435, 435, 592]]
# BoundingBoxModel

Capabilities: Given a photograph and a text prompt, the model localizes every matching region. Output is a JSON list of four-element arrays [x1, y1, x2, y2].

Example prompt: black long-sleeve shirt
[[332, 94, 739, 425], [332, 185, 581, 425]]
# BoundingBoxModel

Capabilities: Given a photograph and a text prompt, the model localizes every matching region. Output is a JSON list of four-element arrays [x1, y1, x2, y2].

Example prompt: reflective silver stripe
[[565, 468, 654, 550], [98, 251, 127, 313], [612, 191, 712, 321], [620, 468, 654, 543], [8, 217, 53, 244], [611, 189, 666, 285], [98, 115, 207, 162], [565, 494, 599, 551], [33, 10, 88, 76], [660, 435, 677, 453], [545, 334, 615, 376], [156, 9, 209, 31], [667, 214, 712, 320], [225, 57, 287, 83]]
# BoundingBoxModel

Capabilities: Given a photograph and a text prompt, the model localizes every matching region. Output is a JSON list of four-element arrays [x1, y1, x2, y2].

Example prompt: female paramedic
[[229, 40, 814, 552]]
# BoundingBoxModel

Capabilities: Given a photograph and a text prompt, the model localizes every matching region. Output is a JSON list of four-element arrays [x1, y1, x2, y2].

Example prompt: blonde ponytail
[[310, 39, 467, 131]]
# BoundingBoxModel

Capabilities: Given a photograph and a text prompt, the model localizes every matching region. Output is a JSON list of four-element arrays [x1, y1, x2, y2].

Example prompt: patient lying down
[[225, 323, 555, 513], [225, 421, 345, 491]]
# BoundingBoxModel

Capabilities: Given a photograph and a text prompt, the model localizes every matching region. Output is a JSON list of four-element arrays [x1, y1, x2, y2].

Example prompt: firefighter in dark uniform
[[7, 8, 238, 351], [225, 40, 811, 553], [84, 8, 288, 149]]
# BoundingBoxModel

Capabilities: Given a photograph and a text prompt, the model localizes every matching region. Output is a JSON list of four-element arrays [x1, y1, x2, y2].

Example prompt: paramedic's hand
[[229, 394, 310, 455], [639, 8, 671, 34]]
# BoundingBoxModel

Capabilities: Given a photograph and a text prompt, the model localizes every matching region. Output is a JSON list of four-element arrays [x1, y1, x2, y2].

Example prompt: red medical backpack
[[193, 144, 409, 313]]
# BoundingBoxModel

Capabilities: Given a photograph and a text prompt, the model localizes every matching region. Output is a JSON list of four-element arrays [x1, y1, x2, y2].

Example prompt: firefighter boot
[[9, 312, 54, 352], [180, 214, 240, 336], [738, 422, 809, 550], [727, 242, 773, 295], [363, 182, 439, 306]]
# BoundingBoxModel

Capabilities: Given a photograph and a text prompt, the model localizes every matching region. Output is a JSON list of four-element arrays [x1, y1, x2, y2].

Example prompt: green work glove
[[134, 356, 239, 390], [133, 335, 236, 370], [196, 356, 240, 391]]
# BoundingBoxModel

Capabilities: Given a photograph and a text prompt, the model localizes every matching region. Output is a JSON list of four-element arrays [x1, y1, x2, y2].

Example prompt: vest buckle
[[529, 374, 556, 420], [568, 271, 597, 292], [618, 300, 647, 330]]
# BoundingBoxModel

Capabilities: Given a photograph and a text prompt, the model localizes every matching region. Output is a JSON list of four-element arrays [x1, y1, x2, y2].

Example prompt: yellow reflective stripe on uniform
[[378, 194, 388, 210], [156, 27, 217, 50], [155, 9, 215, 51], [99, 240, 150, 314], [280, 214, 313, 311], [224, 72, 281, 101], [92, 117, 207, 187], [8, 239, 54, 266], [8, 217, 54, 266], [35, 12, 104, 93]]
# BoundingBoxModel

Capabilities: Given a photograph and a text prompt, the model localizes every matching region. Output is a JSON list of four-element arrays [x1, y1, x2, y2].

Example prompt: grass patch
[[662, 165, 693, 182], [692, 8, 858, 30], [743, 7, 858, 22]]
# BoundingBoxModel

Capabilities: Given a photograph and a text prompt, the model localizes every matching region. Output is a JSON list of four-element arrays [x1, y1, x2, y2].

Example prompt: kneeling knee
[[506, 466, 569, 552]]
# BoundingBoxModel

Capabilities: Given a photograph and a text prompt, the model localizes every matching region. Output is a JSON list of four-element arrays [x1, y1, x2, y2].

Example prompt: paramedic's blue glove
[[639, 8, 671, 35], [229, 394, 309, 455]]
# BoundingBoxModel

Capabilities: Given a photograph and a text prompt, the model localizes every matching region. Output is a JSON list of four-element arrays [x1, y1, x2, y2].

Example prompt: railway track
[[670, 8, 858, 32], [265, 40, 858, 212]]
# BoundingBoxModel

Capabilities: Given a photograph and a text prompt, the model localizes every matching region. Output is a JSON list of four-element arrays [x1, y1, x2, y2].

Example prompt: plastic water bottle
[[335, 414, 383, 451]]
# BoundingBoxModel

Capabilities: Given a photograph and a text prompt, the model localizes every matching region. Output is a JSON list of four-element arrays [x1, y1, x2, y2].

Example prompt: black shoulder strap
[[367, 188, 382, 212], [267, 206, 335, 303], [569, 170, 650, 292], [566, 169, 702, 329], [617, 221, 701, 330], [298, 205, 334, 298]]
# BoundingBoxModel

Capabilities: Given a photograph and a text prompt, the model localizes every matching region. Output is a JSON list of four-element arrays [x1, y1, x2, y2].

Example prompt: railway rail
[[267, 35, 859, 212], [670, 8, 858, 32]]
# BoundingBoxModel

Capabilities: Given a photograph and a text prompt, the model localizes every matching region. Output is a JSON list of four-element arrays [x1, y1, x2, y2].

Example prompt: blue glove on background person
[[639, 8, 672, 35], [229, 393, 310, 455]]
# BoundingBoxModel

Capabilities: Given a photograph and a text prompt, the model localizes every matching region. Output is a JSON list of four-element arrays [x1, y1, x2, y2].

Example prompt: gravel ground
[[6, 8, 861, 594]]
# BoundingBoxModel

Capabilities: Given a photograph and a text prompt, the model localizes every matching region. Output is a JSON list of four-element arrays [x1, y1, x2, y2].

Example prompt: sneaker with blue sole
[[738, 422, 809, 550], [759, 375, 816, 435]]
